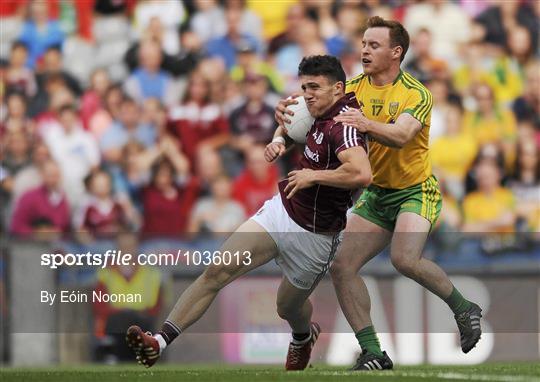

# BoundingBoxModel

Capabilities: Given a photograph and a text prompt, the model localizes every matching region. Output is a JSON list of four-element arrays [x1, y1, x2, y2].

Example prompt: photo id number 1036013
[[182, 250, 252, 266]]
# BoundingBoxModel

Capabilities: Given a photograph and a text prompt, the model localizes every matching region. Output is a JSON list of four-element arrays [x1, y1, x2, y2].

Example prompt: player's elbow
[[358, 173, 372, 187], [352, 169, 372, 188]]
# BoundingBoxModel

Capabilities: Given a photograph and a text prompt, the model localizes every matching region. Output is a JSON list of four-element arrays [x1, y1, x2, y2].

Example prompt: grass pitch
[[1, 363, 539, 382]]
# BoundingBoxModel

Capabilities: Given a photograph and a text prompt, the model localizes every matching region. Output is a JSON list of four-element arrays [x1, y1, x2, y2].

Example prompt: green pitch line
[[1, 363, 539, 382]]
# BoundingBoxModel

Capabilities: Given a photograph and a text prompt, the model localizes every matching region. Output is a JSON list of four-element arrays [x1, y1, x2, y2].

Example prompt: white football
[[283, 96, 315, 143]]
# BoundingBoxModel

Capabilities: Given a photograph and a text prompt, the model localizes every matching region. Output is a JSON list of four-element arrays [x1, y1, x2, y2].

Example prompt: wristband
[[272, 136, 286, 145]]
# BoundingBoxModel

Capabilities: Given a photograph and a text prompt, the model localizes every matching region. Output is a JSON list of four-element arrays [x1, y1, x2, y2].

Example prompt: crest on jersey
[[312, 130, 324, 145], [389, 102, 399, 117]]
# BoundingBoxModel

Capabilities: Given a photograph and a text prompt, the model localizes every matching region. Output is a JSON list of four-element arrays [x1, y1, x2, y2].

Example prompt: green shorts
[[351, 175, 442, 231]]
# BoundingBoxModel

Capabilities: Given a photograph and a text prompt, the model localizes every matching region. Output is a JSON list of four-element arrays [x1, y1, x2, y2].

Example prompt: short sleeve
[[332, 122, 367, 156], [402, 87, 433, 127]]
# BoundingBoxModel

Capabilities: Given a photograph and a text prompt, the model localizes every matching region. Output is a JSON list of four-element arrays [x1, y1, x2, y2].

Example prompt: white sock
[[154, 334, 167, 354]]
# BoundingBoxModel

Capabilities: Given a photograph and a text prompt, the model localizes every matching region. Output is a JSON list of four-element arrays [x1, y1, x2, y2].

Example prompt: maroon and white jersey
[[279, 92, 367, 233]]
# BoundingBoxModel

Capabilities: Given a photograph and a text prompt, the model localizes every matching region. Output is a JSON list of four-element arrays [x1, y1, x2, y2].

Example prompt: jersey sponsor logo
[[389, 102, 399, 117], [304, 145, 320, 163]]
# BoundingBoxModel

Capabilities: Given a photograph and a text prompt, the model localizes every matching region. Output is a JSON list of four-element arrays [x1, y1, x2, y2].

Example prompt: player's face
[[361, 27, 398, 75], [300, 75, 341, 118]]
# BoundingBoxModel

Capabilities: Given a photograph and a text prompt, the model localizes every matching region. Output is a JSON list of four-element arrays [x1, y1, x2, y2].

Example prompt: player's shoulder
[[397, 71, 431, 95], [346, 73, 367, 88]]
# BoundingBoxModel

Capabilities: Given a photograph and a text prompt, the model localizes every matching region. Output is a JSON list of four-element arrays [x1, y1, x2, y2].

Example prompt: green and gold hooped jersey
[[345, 70, 433, 189]]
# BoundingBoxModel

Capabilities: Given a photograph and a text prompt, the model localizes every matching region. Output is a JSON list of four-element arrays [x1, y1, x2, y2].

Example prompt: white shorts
[[250, 194, 341, 290]]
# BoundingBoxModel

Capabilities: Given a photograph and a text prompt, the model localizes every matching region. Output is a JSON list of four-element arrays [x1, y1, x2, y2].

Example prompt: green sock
[[445, 286, 472, 315], [355, 325, 383, 357]]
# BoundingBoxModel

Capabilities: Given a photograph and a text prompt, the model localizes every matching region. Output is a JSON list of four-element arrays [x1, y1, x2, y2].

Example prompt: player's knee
[[391, 256, 417, 278], [329, 260, 354, 283]]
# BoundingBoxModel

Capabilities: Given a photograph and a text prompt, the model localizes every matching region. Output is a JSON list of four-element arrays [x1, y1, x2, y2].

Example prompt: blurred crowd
[[1, 0, 539, 242]]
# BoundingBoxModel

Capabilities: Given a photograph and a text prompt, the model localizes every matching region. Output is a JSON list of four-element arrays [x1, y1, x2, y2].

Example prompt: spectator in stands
[[225, 0, 263, 42], [93, 232, 164, 363], [18, 0, 65, 69], [189, 174, 245, 236], [125, 18, 201, 78], [2, 92, 33, 136], [111, 141, 146, 213], [11, 139, 50, 202], [194, 147, 225, 197], [403, 0, 471, 65], [230, 40, 284, 95], [190, 0, 226, 43], [431, 100, 477, 200], [474, 1, 538, 55], [80, 69, 111, 131], [10, 160, 70, 238], [36, 46, 81, 96], [274, 17, 327, 93], [513, 61, 540, 127], [510, 140, 540, 233], [168, 73, 229, 170], [463, 82, 517, 169], [100, 97, 156, 164], [452, 41, 489, 98], [405, 28, 449, 84], [141, 98, 167, 137], [205, 5, 261, 70], [5, 41, 37, 97], [88, 84, 124, 140], [74, 169, 136, 241], [229, 72, 277, 154], [44, 104, 100, 206], [29, 72, 74, 118], [0, 130, 31, 226], [123, 39, 177, 107], [462, 159, 516, 233], [325, 3, 363, 58], [464, 143, 506, 195], [1, 130, 31, 181], [132, 1, 185, 56], [142, 158, 199, 237], [232, 145, 278, 216], [267, 3, 306, 57], [426, 78, 456, 143], [507, 25, 535, 68], [302, 1, 338, 40]]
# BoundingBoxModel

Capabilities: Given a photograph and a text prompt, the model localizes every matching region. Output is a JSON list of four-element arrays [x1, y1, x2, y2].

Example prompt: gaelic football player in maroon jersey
[[126, 55, 371, 371]]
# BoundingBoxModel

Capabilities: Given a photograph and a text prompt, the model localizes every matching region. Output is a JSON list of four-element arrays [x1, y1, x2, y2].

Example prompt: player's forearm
[[312, 163, 371, 189], [365, 120, 412, 148]]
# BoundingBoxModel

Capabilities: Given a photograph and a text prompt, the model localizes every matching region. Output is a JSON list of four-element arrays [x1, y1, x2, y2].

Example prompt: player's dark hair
[[297, 55, 346, 85], [366, 16, 410, 62]]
